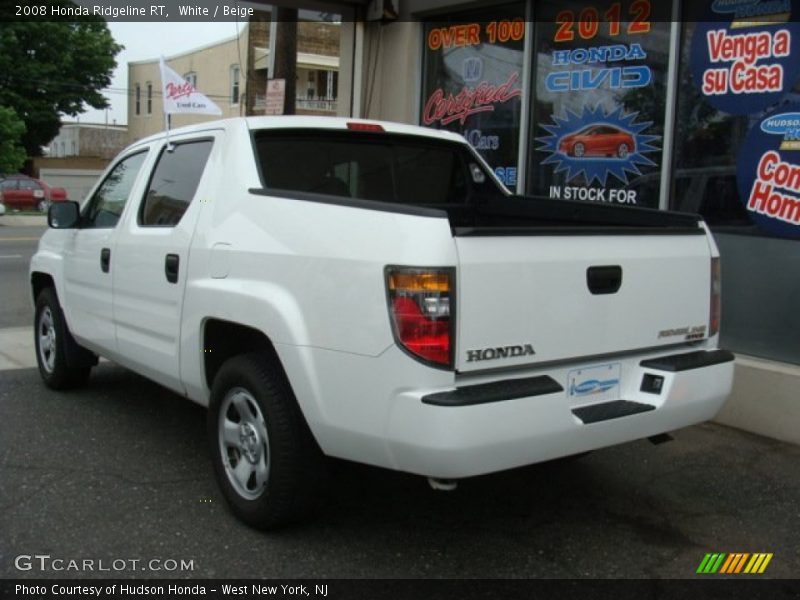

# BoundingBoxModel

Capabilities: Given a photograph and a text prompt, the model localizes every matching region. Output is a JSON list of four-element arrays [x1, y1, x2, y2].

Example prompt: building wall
[[51, 125, 128, 159], [49, 127, 79, 158], [78, 127, 128, 159], [360, 21, 421, 124]]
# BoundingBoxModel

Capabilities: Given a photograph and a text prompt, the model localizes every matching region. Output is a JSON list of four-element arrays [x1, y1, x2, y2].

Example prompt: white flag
[[159, 57, 222, 116]]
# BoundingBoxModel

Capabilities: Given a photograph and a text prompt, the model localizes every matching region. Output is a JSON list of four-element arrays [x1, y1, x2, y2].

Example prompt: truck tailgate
[[454, 232, 712, 372]]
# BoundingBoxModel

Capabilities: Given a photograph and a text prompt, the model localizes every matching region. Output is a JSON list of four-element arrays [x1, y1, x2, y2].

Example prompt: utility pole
[[273, 7, 298, 115]]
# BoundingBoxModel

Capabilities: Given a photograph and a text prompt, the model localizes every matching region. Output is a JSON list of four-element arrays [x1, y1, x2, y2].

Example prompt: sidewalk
[[0, 327, 36, 370], [0, 214, 47, 227]]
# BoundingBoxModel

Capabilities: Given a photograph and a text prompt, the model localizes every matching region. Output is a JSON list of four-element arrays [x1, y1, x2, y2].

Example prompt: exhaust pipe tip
[[427, 477, 458, 491]]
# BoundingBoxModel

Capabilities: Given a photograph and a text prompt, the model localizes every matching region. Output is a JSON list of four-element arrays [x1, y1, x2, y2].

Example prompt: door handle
[[100, 247, 111, 273], [587, 265, 622, 295], [165, 253, 179, 284]]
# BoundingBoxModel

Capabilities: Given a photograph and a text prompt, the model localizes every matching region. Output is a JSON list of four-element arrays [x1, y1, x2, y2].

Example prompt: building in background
[[127, 31, 245, 142], [35, 122, 128, 201], [47, 122, 128, 159], [246, 16, 341, 115], [127, 17, 341, 143]]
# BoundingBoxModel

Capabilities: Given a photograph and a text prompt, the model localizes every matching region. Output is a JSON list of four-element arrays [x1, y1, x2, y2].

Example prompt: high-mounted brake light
[[386, 267, 454, 369], [347, 122, 385, 132], [709, 257, 721, 337]]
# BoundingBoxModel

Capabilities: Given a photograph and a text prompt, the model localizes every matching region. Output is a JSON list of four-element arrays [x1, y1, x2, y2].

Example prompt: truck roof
[[131, 116, 467, 149]]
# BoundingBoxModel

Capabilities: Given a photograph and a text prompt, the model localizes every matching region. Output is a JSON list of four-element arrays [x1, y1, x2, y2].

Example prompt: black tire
[[34, 287, 91, 390], [208, 353, 326, 529]]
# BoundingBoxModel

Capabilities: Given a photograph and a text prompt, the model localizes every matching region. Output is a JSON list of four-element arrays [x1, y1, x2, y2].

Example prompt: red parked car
[[0, 175, 67, 212], [559, 125, 635, 160]]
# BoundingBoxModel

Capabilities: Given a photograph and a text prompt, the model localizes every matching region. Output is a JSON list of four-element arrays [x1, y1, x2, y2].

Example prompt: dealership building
[[203, 0, 800, 441]]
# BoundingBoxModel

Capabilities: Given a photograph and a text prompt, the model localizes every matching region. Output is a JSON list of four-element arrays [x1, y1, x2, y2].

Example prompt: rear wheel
[[34, 288, 91, 389], [617, 143, 630, 159], [37, 199, 50, 213], [208, 353, 326, 529]]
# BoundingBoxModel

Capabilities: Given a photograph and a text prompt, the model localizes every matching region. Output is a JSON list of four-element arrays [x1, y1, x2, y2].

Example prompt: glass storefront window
[[421, 3, 526, 190], [527, 0, 672, 208]]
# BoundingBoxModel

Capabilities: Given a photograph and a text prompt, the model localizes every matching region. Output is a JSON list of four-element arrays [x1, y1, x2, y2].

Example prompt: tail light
[[709, 257, 721, 337], [386, 267, 454, 369]]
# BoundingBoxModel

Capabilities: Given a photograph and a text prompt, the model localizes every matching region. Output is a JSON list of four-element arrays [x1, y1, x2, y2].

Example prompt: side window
[[140, 140, 213, 227], [0, 180, 17, 190], [83, 151, 148, 229]]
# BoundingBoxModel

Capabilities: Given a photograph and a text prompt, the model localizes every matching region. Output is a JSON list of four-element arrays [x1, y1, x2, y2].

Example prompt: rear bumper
[[384, 349, 734, 479]]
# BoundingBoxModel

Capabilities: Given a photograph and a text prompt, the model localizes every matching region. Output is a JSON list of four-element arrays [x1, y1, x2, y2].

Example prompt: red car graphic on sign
[[559, 124, 635, 160]]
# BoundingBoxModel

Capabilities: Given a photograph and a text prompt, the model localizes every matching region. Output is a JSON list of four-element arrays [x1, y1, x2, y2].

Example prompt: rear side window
[[254, 130, 497, 205], [140, 140, 213, 227]]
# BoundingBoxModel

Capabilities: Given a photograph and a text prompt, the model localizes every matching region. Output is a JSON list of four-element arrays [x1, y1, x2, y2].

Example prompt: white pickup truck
[[30, 117, 734, 528]]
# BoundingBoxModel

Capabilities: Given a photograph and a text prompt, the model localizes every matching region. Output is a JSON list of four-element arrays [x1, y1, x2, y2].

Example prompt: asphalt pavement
[[1, 215, 798, 581], [1, 364, 799, 579]]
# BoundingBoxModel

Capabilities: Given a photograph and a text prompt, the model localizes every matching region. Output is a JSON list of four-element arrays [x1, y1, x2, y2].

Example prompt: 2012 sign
[[554, 0, 651, 43]]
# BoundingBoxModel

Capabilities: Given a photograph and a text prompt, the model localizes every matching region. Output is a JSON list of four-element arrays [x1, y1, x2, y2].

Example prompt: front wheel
[[37, 199, 51, 213], [572, 142, 585, 158], [34, 288, 91, 389], [208, 353, 326, 529]]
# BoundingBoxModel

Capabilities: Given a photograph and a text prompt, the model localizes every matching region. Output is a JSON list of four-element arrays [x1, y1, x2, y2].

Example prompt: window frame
[[230, 65, 240, 105], [137, 137, 215, 228], [134, 83, 141, 116], [146, 82, 153, 115]]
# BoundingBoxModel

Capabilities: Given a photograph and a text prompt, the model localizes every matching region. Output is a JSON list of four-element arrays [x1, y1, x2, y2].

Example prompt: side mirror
[[48, 201, 80, 229]]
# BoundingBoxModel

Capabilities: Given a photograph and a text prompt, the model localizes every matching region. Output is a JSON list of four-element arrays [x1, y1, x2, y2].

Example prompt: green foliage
[[0, 106, 26, 173], [0, 6, 122, 156]]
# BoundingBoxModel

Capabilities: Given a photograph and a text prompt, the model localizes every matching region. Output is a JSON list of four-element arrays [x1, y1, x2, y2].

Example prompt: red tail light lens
[[386, 267, 454, 369], [710, 257, 721, 337]]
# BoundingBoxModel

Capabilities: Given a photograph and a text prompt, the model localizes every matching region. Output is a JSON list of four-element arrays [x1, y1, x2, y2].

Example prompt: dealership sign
[[421, 8, 526, 189], [737, 107, 800, 238], [691, 0, 800, 114], [536, 105, 660, 187]]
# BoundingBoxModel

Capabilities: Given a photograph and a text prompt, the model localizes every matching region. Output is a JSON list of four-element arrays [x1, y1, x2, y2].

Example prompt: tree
[[0, 10, 121, 156], [0, 106, 26, 173]]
